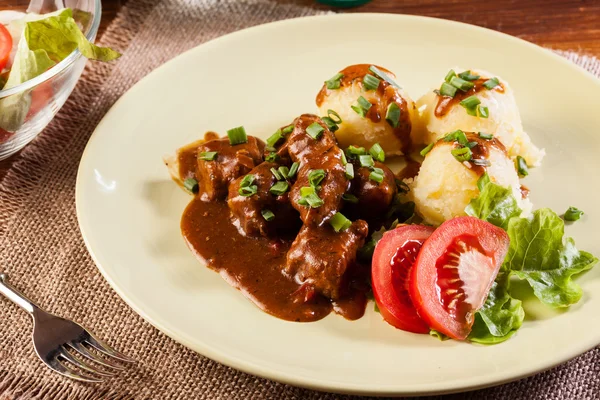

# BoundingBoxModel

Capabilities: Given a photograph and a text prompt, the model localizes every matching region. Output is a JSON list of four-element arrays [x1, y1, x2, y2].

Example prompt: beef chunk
[[289, 148, 350, 226], [285, 220, 369, 299], [228, 162, 298, 237], [278, 114, 338, 163], [196, 136, 265, 201], [346, 161, 397, 221]]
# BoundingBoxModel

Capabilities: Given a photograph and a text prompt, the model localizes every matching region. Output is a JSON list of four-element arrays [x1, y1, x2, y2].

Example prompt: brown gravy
[[181, 199, 367, 322], [435, 78, 504, 117]]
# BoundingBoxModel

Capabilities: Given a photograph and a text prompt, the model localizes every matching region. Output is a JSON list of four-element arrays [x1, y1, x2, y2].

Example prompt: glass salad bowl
[[0, 0, 101, 160]]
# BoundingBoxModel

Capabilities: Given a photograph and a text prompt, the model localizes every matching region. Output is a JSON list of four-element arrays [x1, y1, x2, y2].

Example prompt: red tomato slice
[[409, 216, 509, 340], [0, 24, 12, 71], [372, 224, 434, 334]]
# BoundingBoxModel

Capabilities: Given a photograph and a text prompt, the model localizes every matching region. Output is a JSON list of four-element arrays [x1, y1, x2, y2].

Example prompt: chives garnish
[[198, 151, 217, 161], [282, 124, 294, 134], [240, 174, 255, 188], [516, 156, 529, 176], [460, 95, 481, 110], [306, 122, 324, 139], [369, 168, 384, 183], [449, 76, 474, 92], [340, 149, 348, 165], [465, 141, 478, 149], [183, 178, 199, 194], [227, 126, 248, 145], [266, 130, 284, 148], [369, 143, 385, 162], [265, 152, 279, 162], [351, 96, 372, 118], [477, 105, 489, 118], [478, 132, 493, 140], [270, 181, 289, 196], [270, 167, 283, 181], [363, 74, 381, 91], [288, 162, 299, 178], [472, 159, 491, 167], [325, 72, 344, 90], [443, 130, 468, 145], [278, 166, 289, 179], [261, 209, 275, 221], [308, 169, 326, 187], [299, 186, 324, 208], [458, 71, 480, 81], [346, 145, 366, 156], [239, 185, 258, 197], [369, 65, 401, 88], [451, 146, 472, 162], [342, 193, 359, 204], [345, 163, 355, 179], [359, 154, 374, 168], [564, 206, 584, 222], [439, 82, 457, 97], [327, 109, 343, 124], [321, 116, 339, 133], [385, 102, 401, 128], [444, 69, 456, 83], [420, 143, 434, 157], [483, 77, 500, 90], [330, 212, 352, 232]]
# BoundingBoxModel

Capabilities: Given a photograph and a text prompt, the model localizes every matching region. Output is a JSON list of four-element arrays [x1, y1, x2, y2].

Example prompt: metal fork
[[0, 273, 134, 382]]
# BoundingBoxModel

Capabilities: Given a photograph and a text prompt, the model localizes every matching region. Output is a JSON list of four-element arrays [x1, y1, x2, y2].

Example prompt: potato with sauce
[[416, 68, 545, 167], [316, 64, 419, 156]]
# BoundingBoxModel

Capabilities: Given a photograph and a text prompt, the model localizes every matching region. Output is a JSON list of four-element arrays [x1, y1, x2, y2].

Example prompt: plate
[[76, 13, 600, 396]]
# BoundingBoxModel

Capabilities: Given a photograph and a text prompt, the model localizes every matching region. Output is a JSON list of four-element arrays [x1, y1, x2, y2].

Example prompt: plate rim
[[76, 12, 600, 396]]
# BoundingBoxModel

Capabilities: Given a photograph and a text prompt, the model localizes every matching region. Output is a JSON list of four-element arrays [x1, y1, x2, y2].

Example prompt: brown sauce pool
[[181, 199, 367, 322], [435, 78, 504, 117]]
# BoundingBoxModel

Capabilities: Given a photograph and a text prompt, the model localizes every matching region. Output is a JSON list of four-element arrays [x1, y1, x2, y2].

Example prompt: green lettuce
[[465, 175, 521, 229]]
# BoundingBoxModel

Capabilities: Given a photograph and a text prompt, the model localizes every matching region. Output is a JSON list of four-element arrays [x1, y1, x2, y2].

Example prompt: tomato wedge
[[0, 24, 12, 71], [410, 216, 509, 340], [372, 224, 434, 334]]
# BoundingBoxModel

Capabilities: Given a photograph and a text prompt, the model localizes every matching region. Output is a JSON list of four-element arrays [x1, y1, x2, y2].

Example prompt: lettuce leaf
[[465, 174, 521, 229], [505, 208, 598, 307]]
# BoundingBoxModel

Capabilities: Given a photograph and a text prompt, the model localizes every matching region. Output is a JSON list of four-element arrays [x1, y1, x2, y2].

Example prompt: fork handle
[[0, 273, 39, 314]]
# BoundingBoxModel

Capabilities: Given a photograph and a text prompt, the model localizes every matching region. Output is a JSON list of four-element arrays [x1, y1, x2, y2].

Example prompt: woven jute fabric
[[0, 1, 599, 399]]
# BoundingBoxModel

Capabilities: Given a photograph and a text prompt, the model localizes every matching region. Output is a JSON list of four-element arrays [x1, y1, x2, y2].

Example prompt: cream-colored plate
[[76, 14, 600, 396]]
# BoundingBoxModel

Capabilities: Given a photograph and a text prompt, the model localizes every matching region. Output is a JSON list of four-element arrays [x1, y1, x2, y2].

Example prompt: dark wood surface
[[0, 0, 599, 179]]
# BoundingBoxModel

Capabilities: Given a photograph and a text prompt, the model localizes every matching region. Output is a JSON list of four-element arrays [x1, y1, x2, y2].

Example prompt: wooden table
[[1, 0, 599, 179]]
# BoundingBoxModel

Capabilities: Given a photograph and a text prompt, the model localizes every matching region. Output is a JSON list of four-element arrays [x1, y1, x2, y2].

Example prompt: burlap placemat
[[0, 1, 598, 399]]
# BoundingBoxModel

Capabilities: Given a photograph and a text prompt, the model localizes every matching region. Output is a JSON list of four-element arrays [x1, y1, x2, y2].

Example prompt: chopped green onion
[[346, 145, 366, 156], [288, 162, 299, 178], [385, 102, 401, 128], [369, 168, 384, 183], [444, 69, 456, 83], [306, 122, 324, 139], [478, 132, 493, 140], [477, 105, 489, 118], [473, 158, 491, 167], [516, 156, 529, 176], [330, 212, 352, 232], [183, 178, 199, 194], [363, 74, 381, 91], [369, 143, 385, 162], [325, 72, 344, 90], [351, 96, 372, 118], [198, 151, 217, 161], [266, 130, 284, 148], [451, 146, 473, 162], [270, 167, 283, 181], [239, 185, 258, 197], [308, 169, 326, 187], [483, 77, 500, 90], [240, 174, 255, 188], [282, 124, 294, 134], [359, 154, 374, 168], [340, 150, 348, 165], [321, 116, 339, 133], [460, 95, 481, 110], [227, 126, 248, 145], [443, 130, 468, 145], [342, 193, 359, 204], [465, 141, 478, 149], [345, 163, 355, 179], [458, 71, 480, 81], [564, 206, 584, 222], [265, 152, 279, 162], [369, 65, 401, 88], [439, 82, 457, 97], [300, 186, 315, 197], [278, 166, 289, 179], [420, 143, 434, 157], [449, 76, 474, 92], [299, 186, 324, 208], [270, 181, 289, 196], [261, 209, 275, 221], [327, 109, 343, 124]]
